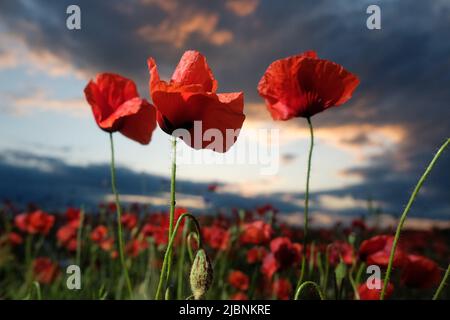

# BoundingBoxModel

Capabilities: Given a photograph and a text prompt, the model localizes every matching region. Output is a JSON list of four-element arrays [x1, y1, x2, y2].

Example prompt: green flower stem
[[187, 232, 199, 263], [177, 220, 190, 299], [165, 137, 177, 286], [433, 264, 450, 300], [109, 133, 133, 299], [294, 281, 325, 300], [155, 213, 202, 300], [380, 138, 450, 300], [32, 281, 42, 300], [297, 117, 314, 289]]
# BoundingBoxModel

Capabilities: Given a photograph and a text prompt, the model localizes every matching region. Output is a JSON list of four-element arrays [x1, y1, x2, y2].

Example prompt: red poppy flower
[[247, 246, 267, 264], [121, 212, 138, 230], [400, 254, 442, 289], [202, 225, 230, 251], [351, 218, 367, 231], [240, 221, 273, 245], [272, 278, 292, 300], [270, 237, 302, 269], [359, 235, 408, 268], [111, 250, 119, 259], [15, 210, 55, 235], [99, 237, 115, 252], [141, 209, 187, 246], [141, 222, 167, 246], [84, 73, 157, 144], [328, 241, 354, 266], [65, 207, 81, 222], [57, 224, 78, 252], [33, 257, 59, 284], [91, 225, 108, 243], [358, 281, 394, 300], [228, 270, 250, 291], [8, 232, 23, 246], [256, 204, 277, 216], [148, 50, 245, 152], [207, 184, 218, 192], [126, 238, 148, 258], [261, 253, 279, 279], [230, 292, 248, 300], [257, 51, 359, 120]]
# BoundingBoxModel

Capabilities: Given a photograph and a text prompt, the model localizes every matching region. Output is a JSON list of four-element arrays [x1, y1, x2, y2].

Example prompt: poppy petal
[[120, 99, 157, 145], [183, 92, 245, 152], [171, 50, 218, 92], [257, 55, 307, 120], [296, 58, 360, 115]]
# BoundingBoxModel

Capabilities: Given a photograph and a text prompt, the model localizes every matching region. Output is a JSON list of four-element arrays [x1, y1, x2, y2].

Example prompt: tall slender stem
[[380, 138, 450, 299], [155, 213, 202, 300], [298, 117, 314, 288], [433, 264, 450, 300], [165, 137, 177, 287], [109, 133, 133, 298]]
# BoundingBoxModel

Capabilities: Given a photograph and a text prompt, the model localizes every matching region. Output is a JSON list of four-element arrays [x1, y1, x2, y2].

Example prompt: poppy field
[[0, 49, 449, 301], [0, 202, 449, 300]]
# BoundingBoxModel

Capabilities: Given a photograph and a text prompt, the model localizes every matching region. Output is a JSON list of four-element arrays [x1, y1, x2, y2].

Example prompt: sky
[[0, 0, 449, 227]]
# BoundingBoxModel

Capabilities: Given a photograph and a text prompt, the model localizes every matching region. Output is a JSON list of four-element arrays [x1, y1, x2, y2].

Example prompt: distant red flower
[[207, 184, 218, 192], [228, 270, 250, 291], [230, 292, 248, 300], [272, 278, 292, 300], [359, 235, 408, 268], [121, 212, 138, 230], [240, 221, 273, 245], [261, 238, 302, 279], [247, 246, 267, 264], [358, 281, 394, 300], [328, 241, 354, 266], [126, 238, 148, 257], [400, 254, 442, 289], [141, 208, 187, 246], [202, 225, 230, 251], [84, 73, 157, 144], [351, 218, 367, 231], [65, 207, 81, 222], [8, 232, 23, 246], [257, 51, 359, 120], [261, 253, 279, 279], [148, 50, 245, 152], [15, 210, 55, 235], [99, 238, 115, 252], [57, 224, 78, 251], [141, 222, 167, 246], [33, 257, 59, 284], [110, 250, 119, 259], [270, 237, 302, 269], [91, 225, 108, 243], [256, 204, 277, 216]]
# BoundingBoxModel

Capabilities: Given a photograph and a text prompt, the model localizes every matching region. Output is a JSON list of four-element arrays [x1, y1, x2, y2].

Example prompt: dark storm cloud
[[1, 150, 448, 221], [0, 0, 449, 218], [0, 150, 303, 214]]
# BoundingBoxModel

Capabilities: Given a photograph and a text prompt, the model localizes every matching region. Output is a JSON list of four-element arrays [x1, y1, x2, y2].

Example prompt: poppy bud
[[190, 248, 213, 300]]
